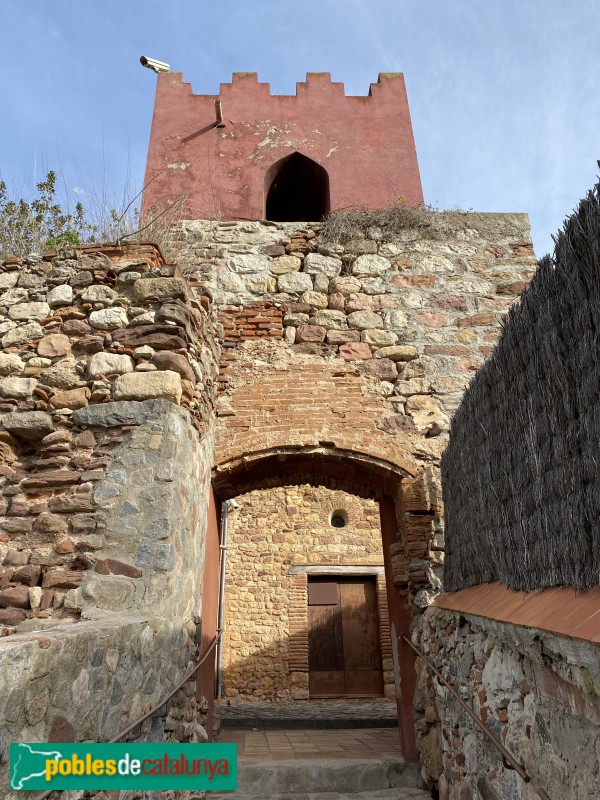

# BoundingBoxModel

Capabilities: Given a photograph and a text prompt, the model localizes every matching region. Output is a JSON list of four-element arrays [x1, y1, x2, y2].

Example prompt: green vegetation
[[0, 171, 99, 257], [0, 170, 187, 262]]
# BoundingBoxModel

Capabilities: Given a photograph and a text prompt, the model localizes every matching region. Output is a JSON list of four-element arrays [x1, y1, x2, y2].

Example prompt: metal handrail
[[403, 635, 551, 800], [34, 631, 222, 800]]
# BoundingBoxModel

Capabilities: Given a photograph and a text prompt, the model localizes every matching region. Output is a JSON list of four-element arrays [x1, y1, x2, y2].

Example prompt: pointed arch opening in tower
[[265, 153, 330, 222]]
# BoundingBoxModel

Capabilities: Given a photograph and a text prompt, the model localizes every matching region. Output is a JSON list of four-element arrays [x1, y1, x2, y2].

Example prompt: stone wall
[[0, 244, 218, 631], [176, 215, 536, 609], [0, 245, 220, 797], [177, 215, 536, 427], [222, 485, 394, 701], [414, 606, 600, 800]]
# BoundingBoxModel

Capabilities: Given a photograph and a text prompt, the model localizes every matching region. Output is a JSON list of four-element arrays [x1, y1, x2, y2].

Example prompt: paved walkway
[[213, 702, 432, 799], [219, 728, 402, 762]]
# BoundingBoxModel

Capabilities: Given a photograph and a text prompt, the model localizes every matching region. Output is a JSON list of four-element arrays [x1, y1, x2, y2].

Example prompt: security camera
[[228, 499, 239, 511], [140, 56, 170, 74]]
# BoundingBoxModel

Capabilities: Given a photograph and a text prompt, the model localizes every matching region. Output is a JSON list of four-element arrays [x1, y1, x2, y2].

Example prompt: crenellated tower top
[[142, 72, 423, 221]]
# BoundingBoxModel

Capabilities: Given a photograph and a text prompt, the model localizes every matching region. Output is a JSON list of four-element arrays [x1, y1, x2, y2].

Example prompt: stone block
[[8, 301, 51, 321], [82, 575, 135, 610], [0, 518, 33, 534], [42, 570, 85, 589], [303, 253, 342, 277], [270, 256, 302, 275], [2, 550, 29, 567], [358, 358, 398, 381], [112, 324, 187, 351], [313, 310, 347, 330], [41, 358, 83, 389], [88, 307, 129, 330], [88, 352, 135, 378], [327, 292, 345, 312], [47, 285, 73, 307], [277, 272, 313, 294], [2, 321, 44, 348], [48, 494, 95, 513], [245, 274, 277, 294], [329, 276, 362, 296], [13, 565, 41, 586], [95, 559, 143, 578], [72, 398, 186, 428], [38, 334, 71, 358], [49, 387, 89, 410], [113, 370, 183, 404], [296, 325, 326, 344], [313, 273, 330, 293], [133, 278, 188, 302], [351, 254, 390, 276], [326, 330, 361, 345], [338, 342, 372, 360], [226, 254, 271, 274], [81, 285, 118, 304], [62, 319, 92, 336], [0, 272, 19, 289], [2, 411, 55, 441], [374, 345, 418, 361], [457, 313, 496, 327], [151, 352, 196, 383], [0, 585, 30, 609], [301, 291, 328, 309], [48, 716, 75, 743], [406, 396, 449, 436], [394, 378, 432, 396], [361, 277, 387, 294], [347, 310, 383, 330], [345, 293, 379, 312], [283, 313, 309, 326], [361, 329, 398, 346], [33, 513, 69, 539], [0, 377, 37, 399], [29, 586, 43, 609], [0, 353, 25, 375], [382, 309, 409, 329], [0, 608, 26, 625]]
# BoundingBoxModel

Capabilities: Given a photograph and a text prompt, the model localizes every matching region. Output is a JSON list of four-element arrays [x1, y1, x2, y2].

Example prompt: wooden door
[[307, 577, 384, 697]]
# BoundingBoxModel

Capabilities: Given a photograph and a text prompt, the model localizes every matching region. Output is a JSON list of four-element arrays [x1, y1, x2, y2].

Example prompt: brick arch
[[212, 444, 412, 501], [215, 354, 420, 481]]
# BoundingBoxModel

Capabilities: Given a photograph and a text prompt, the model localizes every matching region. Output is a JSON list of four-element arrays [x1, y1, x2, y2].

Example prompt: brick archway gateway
[[211, 445, 424, 762]]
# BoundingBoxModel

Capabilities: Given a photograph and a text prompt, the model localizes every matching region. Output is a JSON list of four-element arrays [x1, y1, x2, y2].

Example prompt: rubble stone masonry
[[0, 244, 219, 798], [415, 607, 600, 800], [179, 214, 536, 609], [0, 209, 537, 794]]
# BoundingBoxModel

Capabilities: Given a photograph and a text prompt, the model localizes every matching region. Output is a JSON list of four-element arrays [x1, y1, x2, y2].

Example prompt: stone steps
[[213, 790, 432, 800], [216, 756, 425, 797]]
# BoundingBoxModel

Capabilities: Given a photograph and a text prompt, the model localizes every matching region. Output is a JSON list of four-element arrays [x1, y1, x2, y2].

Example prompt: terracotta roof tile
[[433, 583, 600, 643]]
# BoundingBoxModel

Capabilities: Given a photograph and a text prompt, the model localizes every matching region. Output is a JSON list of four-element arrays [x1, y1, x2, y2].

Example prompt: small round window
[[330, 510, 348, 528]]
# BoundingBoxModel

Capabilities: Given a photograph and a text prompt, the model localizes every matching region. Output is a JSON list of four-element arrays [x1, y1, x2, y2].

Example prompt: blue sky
[[1, 0, 598, 257]]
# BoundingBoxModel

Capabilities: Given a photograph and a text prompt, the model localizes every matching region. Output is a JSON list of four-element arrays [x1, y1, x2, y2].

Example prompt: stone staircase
[[213, 704, 432, 800], [213, 755, 430, 800]]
